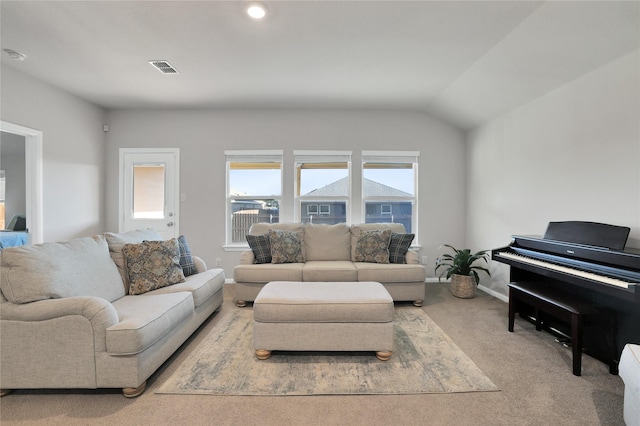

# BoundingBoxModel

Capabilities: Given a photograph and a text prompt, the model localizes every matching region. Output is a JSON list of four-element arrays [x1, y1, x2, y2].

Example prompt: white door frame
[[119, 148, 180, 237], [0, 121, 44, 244]]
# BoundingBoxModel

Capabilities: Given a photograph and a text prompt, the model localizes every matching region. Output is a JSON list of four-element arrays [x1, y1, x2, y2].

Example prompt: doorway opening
[[0, 121, 43, 244]]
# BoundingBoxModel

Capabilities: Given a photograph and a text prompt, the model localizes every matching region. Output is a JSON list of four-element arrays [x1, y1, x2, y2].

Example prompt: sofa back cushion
[[249, 222, 304, 236], [0, 236, 125, 304], [350, 223, 406, 261], [104, 228, 163, 293], [304, 223, 351, 261]]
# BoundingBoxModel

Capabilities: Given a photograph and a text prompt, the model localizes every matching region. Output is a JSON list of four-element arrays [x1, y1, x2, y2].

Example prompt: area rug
[[156, 307, 499, 396]]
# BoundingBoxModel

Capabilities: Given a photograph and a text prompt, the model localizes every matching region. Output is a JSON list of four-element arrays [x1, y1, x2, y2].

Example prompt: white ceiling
[[1, 1, 638, 130]]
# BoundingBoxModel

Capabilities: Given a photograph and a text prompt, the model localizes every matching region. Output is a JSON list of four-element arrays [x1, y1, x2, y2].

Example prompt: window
[[362, 151, 419, 234], [132, 165, 165, 219], [226, 150, 283, 245], [223, 150, 420, 249], [294, 151, 351, 225]]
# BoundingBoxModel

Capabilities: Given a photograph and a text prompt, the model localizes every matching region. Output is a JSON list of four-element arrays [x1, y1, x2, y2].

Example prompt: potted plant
[[435, 244, 491, 298]]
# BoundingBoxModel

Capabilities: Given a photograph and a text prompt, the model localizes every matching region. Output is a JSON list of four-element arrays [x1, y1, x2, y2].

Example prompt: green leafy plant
[[435, 244, 491, 285]]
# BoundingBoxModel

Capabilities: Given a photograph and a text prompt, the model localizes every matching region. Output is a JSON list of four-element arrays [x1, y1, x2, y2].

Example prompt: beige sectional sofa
[[234, 222, 426, 307], [0, 229, 225, 397]]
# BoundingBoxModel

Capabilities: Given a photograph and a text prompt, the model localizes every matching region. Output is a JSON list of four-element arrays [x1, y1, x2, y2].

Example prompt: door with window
[[120, 148, 179, 239]]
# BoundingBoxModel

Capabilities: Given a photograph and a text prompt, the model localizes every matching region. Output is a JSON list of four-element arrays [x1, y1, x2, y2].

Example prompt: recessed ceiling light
[[3, 48, 27, 61], [246, 2, 267, 20]]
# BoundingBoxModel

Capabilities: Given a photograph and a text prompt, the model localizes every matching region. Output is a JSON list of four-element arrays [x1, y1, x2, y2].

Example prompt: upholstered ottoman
[[253, 281, 394, 360], [620, 344, 640, 426]]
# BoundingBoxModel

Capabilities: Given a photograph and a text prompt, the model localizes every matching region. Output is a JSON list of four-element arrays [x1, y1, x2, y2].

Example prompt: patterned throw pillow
[[123, 239, 185, 295], [177, 235, 197, 276], [388, 232, 415, 264], [268, 229, 305, 264], [246, 233, 272, 264], [354, 229, 392, 263]]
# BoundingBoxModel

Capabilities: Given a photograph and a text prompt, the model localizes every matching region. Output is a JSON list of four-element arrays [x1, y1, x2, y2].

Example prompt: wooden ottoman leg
[[376, 351, 392, 361], [256, 349, 271, 360]]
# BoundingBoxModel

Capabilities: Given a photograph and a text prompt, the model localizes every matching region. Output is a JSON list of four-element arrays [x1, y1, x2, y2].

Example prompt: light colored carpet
[[156, 306, 499, 396]]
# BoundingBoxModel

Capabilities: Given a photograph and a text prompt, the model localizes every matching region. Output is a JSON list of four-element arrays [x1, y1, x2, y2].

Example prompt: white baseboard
[[478, 284, 508, 303], [226, 277, 509, 304]]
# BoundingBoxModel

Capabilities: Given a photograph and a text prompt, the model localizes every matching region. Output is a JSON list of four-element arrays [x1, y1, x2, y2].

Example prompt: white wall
[[0, 64, 108, 241], [467, 50, 640, 297], [105, 109, 466, 275]]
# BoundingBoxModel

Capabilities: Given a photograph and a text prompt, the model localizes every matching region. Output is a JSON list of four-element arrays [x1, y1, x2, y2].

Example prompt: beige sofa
[[234, 222, 426, 307], [0, 229, 225, 397]]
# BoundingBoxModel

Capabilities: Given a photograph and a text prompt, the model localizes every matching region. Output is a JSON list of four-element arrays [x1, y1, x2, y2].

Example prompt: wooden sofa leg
[[0, 389, 14, 397], [122, 382, 146, 398], [376, 351, 392, 361], [256, 350, 271, 360], [236, 300, 247, 307], [413, 299, 423, 307]]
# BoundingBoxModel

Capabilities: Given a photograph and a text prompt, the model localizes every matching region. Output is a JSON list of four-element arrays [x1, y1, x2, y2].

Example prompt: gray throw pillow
[[388, 232, 415, 264], [246, 233, 272, 264], [177, 235, 197, 276]]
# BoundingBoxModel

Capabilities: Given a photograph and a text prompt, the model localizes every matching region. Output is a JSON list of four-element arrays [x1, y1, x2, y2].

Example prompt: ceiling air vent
[[149, 60, 179, 74]]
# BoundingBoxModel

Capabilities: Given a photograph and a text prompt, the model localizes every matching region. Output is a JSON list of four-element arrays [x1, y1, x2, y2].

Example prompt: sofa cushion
[[234, 263, 304, 283], [355, 262, 426, 283], [246, 234, 272, 264], [177, 235, 197, 276], [303, 261, 358, 281], [107, 292, 193, 355], [146, 268, 225, 308], [123, 239, 185, 295], [353, 229, 392, 263], [350, 223, 406, 261], [269, 229, 305, 264], [304, 223, 351, 261], [253, 281, 394, 323], [0, 235, 125, 304], [104, 228, 163, 293], [388, 233, 415, 264]]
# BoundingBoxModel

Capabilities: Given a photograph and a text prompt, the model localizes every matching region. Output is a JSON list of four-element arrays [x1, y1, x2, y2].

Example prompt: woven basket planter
[[450, 274, 476, 299]]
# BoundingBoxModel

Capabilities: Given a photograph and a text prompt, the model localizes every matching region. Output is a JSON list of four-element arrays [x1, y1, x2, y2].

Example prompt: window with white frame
[[294, 150, 351, 225], [362, 151, 419, 234], [225, 150, 283, 245]]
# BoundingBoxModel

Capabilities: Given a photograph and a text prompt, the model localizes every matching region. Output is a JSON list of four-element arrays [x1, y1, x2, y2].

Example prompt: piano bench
[[507, 281, 594, 376]]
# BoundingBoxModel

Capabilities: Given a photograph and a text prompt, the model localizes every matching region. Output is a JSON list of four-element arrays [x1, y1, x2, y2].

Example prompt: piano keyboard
[[496, 251, 633, 289]]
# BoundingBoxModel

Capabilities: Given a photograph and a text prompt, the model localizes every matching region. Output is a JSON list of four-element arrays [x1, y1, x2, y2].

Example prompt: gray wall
[[104, 109, 466, 275], [1, 63, 108, 242], [3, 47, 637, 288], [467, 50, 640, 298], [0, 131, 26, 225]]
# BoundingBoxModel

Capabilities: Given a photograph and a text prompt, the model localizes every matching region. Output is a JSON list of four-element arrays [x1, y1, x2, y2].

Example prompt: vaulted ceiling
[[2, 1, 638, 130]]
